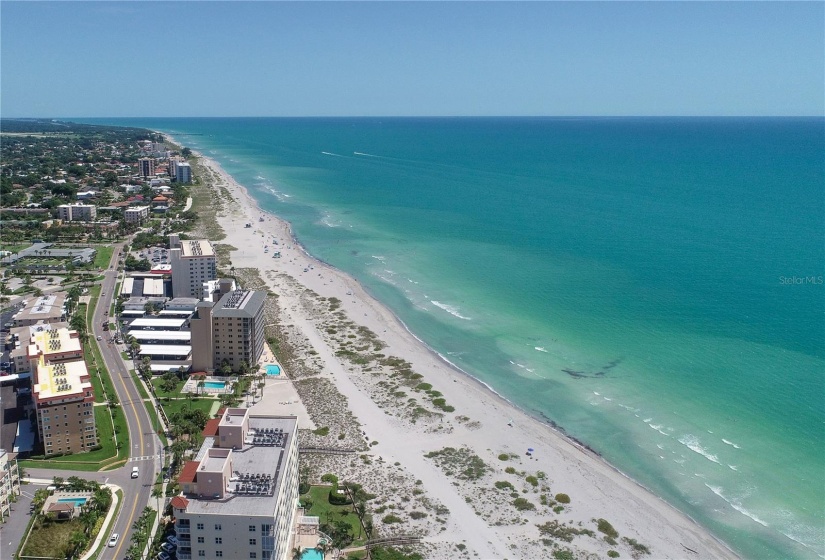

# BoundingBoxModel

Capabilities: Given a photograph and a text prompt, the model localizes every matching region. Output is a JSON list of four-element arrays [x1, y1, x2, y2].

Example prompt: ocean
[[83, 117, 824, 559]]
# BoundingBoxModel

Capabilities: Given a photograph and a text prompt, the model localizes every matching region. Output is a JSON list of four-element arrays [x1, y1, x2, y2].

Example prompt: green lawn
[[158, 397, 216, 419], [301, 485, 366, 546], [151, 377, 185, 398], [92, 245, 114, 269]]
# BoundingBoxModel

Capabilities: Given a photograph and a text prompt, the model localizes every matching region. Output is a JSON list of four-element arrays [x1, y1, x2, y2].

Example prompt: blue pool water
[[204, 381, 226, 389], [300, 549, 323, 560], [266, 365, 281, 376], [57, 497, 88, 506]]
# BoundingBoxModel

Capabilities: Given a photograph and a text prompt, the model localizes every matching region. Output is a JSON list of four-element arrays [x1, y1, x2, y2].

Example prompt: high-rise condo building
[[138, 157, 155, 178], [171, 408, 299, 560], [169, 234, 217, 299], [190, 288, 266, 373], [28, 327, 97, 456]]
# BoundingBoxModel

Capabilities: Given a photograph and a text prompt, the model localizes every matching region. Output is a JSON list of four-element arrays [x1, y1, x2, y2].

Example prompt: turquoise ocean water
[[85, 117, 823, 559]]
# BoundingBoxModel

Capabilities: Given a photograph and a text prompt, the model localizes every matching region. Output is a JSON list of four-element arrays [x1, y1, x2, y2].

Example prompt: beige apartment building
[[169, 234, 217, 299], [190, 288, 266, 373], [124, 205, 151, 224], [28, 327, 97, 456], [0, 449, 21, 522], [171, 408, 299, 560], [56, 203, 97, 222], [138, 157, 155, 178]]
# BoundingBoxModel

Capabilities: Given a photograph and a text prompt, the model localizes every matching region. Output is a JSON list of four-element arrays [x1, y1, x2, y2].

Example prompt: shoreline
[[166, 132, 740, 559]]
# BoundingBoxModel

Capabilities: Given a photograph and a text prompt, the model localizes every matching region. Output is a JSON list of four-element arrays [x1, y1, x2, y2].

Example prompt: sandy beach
[[177, 138, 738, 560]]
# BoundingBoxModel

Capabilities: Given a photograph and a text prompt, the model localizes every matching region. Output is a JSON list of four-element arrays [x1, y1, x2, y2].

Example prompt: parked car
[[160, 542, 176, 553], [157, 552, 171, 560], [108, 533, 119, 547], [166, 536, 178, 546]]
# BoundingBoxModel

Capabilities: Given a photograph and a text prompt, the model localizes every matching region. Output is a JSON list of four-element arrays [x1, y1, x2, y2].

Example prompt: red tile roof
[[202, 418, 220, 437], [170, 496, 189, 510], [178, 461, 200, 484]]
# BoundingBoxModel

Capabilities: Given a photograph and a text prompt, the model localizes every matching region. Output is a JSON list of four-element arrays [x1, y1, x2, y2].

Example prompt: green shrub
[[608, 551, 620, 558], [409, 511, 427, 520], [382, 514, 403, 524], [498, 454, 509, 461], [321, 473, 338, 484], [553, 550, 574, 560], [313, 426, 330, 436], [494, 481, 514, 490], [597, 518, 619, 539], [622, 538, 650, 556], [525, 475, 538, 487], [505, 467, 516, 474], [555, 493, 570, 504], [513, 498, 535, 511]]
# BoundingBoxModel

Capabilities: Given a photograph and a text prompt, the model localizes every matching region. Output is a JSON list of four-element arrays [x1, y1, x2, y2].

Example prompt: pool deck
[[245, 345, 315, 428], [181, 375, 236, 395]]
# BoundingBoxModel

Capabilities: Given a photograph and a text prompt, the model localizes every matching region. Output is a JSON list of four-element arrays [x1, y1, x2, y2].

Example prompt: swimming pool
[[266, 365, 281, 376], [57, 497, 88, 507], [300, 548, 323, 560], [204, 381, 226, 389]]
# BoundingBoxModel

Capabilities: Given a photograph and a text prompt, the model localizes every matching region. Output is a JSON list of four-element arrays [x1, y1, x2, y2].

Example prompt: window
[[197, 523, 204, 530], [197, 537, 204, 544], [249, 538, 257, 546], [198, 552, 205, 557], [215, 524, 222, 530], [215, 538, 222, 544], [249, 525, 256, 532], [250, 554, 257, 559], [216, 552, 223, 557]]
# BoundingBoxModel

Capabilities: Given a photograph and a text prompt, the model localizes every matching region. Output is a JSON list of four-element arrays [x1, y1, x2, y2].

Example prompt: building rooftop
[[27, 327, 82, 358], [179, 239, 215, 258], [33, 357, 92, 402], [137, 345, 191, 356], [13, 293, 67, 323], [212, 290, 266, 319], [128, 317, 187, 329], [183, 415, 297, 518], [129, 330, 191, 341]]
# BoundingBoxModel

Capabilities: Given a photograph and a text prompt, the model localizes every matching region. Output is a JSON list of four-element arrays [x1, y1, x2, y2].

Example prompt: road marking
[[128, 455, 159, 462]]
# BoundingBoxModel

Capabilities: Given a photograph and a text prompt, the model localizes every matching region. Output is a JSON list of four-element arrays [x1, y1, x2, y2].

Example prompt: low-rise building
[[0, 450, 21, 522], [171, 408, 299, 560], [56, 203, 97, 222], [124, 205, 151, 224], [12, 293, 67, 328]]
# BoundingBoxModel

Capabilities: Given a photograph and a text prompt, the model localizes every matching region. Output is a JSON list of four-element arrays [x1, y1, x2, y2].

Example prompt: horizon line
[[4, 115, 825, 120]]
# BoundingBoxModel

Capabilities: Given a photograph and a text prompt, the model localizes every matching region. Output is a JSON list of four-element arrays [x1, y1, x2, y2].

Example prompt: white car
[[108, 533, 119, 547], [131, 466, 139, 479]]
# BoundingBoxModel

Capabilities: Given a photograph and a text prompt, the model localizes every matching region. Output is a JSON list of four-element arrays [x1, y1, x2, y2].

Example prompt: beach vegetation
[[498, 453, 509, 461], [526, 475, 539, 487], [505, 466, 517, 474], [621, 537, 650, 557], [494, 480, 514, 490], [608, 551, 620, 558], [536, 520, 595, 542], [382, 514, 403, 524], [313, 426, 330, 436], [553, 505, 565, 513], [555, 493, 571, 504], [425, 447, 488, 481], [596, 518, 619, 539], [512, 497, 535, 511], [370, 547, 423, 560], [552, 549, 575, 560]]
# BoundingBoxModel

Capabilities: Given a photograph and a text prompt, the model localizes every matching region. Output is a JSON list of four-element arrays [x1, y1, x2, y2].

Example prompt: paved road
[[92, 243, 161, 560]]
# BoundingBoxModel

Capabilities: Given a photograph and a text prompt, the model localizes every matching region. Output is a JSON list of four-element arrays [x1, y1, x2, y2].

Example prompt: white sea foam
[[593, 391, 601, 396], [431, 301, 471, 320], [722, 438, 742, 449], [371, 255, 386, 263], [354, 151, 380, 157], [679, 435, 721, 464], [643, 418, 653, 423], [728, 464, 739, 471], [649, 423, 671, 436], [321, 151, 343, 157], [535, 346, 548, 353], [704, 484, 768, 527], [603, 396, 613, 401]]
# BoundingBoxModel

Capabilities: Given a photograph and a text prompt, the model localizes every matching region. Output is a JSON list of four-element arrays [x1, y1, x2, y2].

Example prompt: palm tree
[[292, 547, 303, 560], [197, 379, 205, 396]]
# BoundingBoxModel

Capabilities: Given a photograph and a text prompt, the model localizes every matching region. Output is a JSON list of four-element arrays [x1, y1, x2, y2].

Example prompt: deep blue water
[[81, 117, 824, 559]]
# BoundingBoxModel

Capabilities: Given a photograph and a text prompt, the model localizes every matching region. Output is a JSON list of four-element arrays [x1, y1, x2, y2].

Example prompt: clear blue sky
[[2, 1, 822, 117]]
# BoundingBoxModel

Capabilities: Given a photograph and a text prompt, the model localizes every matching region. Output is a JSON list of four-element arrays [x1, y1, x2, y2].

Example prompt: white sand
[[185, 145, 738, 559]]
